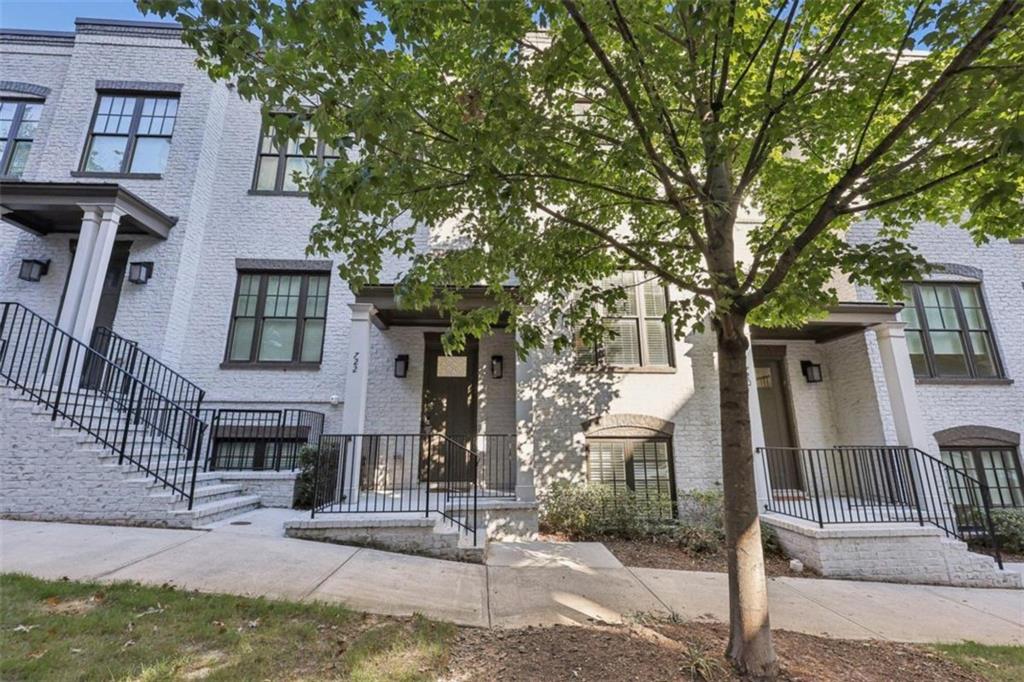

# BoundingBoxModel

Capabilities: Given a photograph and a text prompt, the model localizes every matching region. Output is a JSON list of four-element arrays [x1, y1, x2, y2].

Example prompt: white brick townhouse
[[1, 18, 1021, 581]]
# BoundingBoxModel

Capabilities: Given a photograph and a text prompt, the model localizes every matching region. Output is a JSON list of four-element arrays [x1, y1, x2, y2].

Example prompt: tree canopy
[[142, 0, 1023, 352]]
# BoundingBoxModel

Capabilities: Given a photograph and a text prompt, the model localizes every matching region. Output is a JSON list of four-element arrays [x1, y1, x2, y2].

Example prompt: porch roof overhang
[[0, 181, 177, 239], [751, 302, 903, 343], [354, 284, 515, 329]]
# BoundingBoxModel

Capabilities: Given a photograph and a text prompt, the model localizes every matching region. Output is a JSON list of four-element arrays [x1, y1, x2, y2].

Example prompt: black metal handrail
[[758, 445, 1005, 569], [0, 302, 206, 506], [199, 407, 325, 471], [446, 433, 516, 497], [310, 432, 482, 544], [90, 326, 205, 415]]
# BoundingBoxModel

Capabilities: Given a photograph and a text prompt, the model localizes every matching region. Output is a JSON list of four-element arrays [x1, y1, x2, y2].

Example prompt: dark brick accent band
[[0, 81, 50, 98], [934, 425, 1019, 447], [931, 262, 983, 281], [96, 80, 183, 94], [235, 258, 333, 272], [582, 413, 675, 438]]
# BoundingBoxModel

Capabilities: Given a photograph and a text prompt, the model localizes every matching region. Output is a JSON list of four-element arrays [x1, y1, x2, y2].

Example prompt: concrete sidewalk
[[1, 516, 1021, 644]]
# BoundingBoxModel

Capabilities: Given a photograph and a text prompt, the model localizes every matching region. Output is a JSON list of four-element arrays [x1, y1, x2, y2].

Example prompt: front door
[[420, 333, 478, 484], [754, 353, 802, 490]]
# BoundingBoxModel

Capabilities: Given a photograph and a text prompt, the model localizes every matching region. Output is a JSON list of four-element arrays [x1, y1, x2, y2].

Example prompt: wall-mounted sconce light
[[127, 261, 154, 284], [394, 354, 409, 378], [18, 258, 49, 282], [801, 360, 823, 383], [490, 354, 504, 379]]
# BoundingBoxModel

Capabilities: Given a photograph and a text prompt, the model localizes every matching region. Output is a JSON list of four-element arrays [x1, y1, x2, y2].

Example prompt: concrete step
[[172, 495, 261, 527], [172, 483, 246, 509]]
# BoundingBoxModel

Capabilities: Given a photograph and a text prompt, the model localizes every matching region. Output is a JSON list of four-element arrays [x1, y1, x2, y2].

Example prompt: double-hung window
[[81, 93, 178, 174], [252, 118, 341, 193], [0, 99, 43, 178], [900, 282, 1002, 379], [576, 271, 673, 368], [225, 271, 329, 366]]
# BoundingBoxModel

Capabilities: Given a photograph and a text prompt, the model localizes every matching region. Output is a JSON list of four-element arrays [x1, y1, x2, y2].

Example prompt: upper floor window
[[900, 282, 1002, 379], [224, 271, 329, 367], [252, 118, 340, 193], [576, 271, 673, 368], [0, 99, 43, 178], [81, 94, 178, 175]]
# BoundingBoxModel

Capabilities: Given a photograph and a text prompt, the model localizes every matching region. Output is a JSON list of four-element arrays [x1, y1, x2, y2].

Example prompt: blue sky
[[0, 0, 154, 32]]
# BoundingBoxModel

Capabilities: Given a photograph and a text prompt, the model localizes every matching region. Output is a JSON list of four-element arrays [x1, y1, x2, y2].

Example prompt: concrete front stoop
[[283, 514, 487, 563], [763, 513, 1022, 589], [0, 387, 260, 529]]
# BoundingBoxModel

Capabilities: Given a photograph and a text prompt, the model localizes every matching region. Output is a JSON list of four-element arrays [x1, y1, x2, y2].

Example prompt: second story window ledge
[[78, 92, 179, 178]]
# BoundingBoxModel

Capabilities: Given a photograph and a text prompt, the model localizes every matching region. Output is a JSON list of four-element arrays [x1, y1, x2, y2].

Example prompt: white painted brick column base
[[763, 513, 1022, 589]]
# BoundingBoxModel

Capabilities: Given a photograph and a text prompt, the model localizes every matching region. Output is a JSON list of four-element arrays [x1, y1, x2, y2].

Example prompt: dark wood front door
[[754, 354, 803, 490], [420, 333, 478, 483]]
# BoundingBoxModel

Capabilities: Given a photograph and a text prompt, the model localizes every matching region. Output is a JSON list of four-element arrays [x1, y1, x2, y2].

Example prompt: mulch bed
[[540, 532, 809, 578], [445, 621, 980, 681]]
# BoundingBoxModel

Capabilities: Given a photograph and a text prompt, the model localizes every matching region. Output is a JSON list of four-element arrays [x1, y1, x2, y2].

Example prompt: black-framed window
[[81, 94, 178, 174], [900, 282, 1002, 379], [211, 438, 305, 471], [0, 99, 43, 178], [576, 271, 673, 368], [942, 446, 1023, 509], [225, 271, 329, 366], [587, 437, 676, 518], [252, 118, 341, 193]]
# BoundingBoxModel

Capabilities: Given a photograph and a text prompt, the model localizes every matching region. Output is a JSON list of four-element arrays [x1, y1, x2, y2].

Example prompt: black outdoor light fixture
[[17, 259, 49, 282], [801, 360, 823, 383], [394, 354, 409, 378], [491, 354, 504, 379], [127, 261, 154, 284]]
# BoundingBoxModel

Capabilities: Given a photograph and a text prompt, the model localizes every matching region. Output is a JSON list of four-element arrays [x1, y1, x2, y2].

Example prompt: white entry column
[[874, 323, 930, 450], [71, 206, 123, 344], [56, 205, 104, 336], [746, 340, 770, 509], [339, 303, 375, 505], [514, 350, 537, 502]]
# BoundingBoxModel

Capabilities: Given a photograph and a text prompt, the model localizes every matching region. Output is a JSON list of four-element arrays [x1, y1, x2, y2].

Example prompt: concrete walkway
[[2, 514, 1021, 645]]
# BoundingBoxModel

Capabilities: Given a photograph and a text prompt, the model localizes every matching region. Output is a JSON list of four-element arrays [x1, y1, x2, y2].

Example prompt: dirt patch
[[444, 621, 981, 681], [541, 533, 806, 577], [41, 592, 105, 616]]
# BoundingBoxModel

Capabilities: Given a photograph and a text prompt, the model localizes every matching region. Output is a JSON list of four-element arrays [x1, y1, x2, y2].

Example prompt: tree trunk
[[716, 311, 779, 679]]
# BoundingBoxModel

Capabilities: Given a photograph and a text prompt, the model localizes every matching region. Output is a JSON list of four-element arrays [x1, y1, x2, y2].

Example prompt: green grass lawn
[[1, 573, 456, 681], [933, 642, 1024, 682]]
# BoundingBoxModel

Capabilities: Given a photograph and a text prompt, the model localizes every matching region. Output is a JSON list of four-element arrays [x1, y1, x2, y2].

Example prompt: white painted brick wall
[[2, 22, 1019, 521]]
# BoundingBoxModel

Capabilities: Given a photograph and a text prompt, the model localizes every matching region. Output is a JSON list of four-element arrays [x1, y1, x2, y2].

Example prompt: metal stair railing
[[757, 445, 1006, 569], [0, 302, 206, 507]]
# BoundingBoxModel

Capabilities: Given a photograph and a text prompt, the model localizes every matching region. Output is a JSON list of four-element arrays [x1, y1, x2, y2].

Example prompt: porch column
[[514, 351, 537, 502], [746, 341, 770, 509], [873, 323, 930, 450], [56, 205, 103, 336], [70, 206, 123, 344], [339, 303, 375, 504]]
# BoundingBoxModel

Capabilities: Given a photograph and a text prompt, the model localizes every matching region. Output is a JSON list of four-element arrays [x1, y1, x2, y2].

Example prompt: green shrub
[[540, 482, 671, 539], [991, 508, 1024, 554], [542, 483, 785, 558], [291, 445, 320, 509]]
